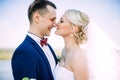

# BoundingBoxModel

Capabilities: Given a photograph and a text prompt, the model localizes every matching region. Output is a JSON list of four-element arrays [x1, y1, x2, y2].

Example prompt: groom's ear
[[33, 11, 41, 23]]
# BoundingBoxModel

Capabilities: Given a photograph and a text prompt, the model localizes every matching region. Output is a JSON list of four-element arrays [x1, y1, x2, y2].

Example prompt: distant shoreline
[[0, 48, 14, 60], [0, 48, 62, 60]]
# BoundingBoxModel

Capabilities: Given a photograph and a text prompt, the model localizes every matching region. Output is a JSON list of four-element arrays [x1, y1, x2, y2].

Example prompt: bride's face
[[55, 14, 72, 37]]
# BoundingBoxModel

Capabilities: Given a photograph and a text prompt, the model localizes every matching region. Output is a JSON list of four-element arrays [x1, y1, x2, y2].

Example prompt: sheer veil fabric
[[85, 21, 120, 80]]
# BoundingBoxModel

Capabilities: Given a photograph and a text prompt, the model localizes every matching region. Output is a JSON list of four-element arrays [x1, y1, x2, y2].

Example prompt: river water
[[0, 60, 14, 80]]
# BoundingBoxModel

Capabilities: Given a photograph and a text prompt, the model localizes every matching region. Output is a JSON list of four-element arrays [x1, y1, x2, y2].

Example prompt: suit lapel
[[26, 35, 54, 79], [34, 43, 53, 77]]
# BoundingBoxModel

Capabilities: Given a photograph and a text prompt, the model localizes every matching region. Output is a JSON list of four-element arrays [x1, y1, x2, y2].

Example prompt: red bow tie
[[40, 38, 48, 47]]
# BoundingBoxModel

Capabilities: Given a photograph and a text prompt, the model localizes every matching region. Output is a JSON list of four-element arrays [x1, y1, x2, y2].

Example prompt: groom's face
[[38, 5, 56, 37]]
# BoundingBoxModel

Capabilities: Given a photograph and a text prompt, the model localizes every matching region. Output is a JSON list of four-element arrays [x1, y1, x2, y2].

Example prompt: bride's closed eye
[[60, 20, 64, 23], [59, 18, 64, 23]]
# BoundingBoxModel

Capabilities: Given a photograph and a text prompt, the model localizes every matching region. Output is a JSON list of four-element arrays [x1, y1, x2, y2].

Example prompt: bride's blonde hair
[[64, 9, 89, 44]]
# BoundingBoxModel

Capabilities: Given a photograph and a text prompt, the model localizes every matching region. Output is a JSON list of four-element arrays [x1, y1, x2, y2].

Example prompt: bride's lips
[[56, 27, 59, 30], [56, 25, 59, 30]]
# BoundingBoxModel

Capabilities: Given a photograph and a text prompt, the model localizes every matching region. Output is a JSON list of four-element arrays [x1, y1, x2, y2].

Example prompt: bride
[[53, 9, 120, 80]]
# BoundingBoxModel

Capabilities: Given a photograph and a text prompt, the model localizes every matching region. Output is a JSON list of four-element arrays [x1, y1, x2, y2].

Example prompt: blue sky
[[0, 0, 120, 49]]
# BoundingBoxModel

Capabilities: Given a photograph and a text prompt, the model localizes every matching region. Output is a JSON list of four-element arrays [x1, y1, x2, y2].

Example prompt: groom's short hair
[[28, 0, 57, 23]]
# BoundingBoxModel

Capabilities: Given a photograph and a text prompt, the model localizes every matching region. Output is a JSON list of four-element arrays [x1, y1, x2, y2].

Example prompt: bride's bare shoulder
[[69, 47, 87, 64], [70, 47, 88, 74]]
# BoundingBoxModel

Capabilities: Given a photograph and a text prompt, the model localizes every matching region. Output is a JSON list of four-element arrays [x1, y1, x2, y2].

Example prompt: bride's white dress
[[53, 63, 74, 80], [53, 22, 120, 80]]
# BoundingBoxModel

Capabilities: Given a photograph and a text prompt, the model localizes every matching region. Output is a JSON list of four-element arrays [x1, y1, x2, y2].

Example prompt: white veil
[[86, 21, 120, 80]]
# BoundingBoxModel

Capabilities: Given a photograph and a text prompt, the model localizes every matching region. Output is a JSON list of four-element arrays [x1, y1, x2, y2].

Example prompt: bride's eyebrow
[[60, 18, 63, 21]]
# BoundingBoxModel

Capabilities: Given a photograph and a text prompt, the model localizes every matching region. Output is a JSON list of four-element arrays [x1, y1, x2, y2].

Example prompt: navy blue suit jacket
[[11, 35, 58, 80]]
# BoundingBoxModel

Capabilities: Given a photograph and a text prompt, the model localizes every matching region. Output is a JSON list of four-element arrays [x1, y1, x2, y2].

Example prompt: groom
[[11, 0, 58, 80]]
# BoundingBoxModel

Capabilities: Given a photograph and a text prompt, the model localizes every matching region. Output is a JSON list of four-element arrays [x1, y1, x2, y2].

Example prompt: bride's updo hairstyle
[[64, 9, 89, 44]]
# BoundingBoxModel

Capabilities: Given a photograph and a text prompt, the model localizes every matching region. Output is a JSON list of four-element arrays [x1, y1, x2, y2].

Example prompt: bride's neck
[[63, 36, 78, 51]]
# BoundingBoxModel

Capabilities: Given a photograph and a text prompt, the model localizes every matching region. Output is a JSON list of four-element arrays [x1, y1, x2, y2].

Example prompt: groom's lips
[[48, 27, 52, 32]]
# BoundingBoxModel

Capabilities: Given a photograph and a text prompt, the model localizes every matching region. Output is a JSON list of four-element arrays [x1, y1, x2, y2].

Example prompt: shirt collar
[[27, 32, 41, 43]]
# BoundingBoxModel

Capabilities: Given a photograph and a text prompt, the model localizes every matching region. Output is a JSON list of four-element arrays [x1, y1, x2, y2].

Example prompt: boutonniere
[[57, 55, 61, 62]]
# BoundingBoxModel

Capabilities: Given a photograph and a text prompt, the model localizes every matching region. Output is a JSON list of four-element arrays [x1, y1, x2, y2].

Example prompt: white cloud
[[0, 26, 27, 48], [0, 0, 120, 48], [0, 20, 9, 27]]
